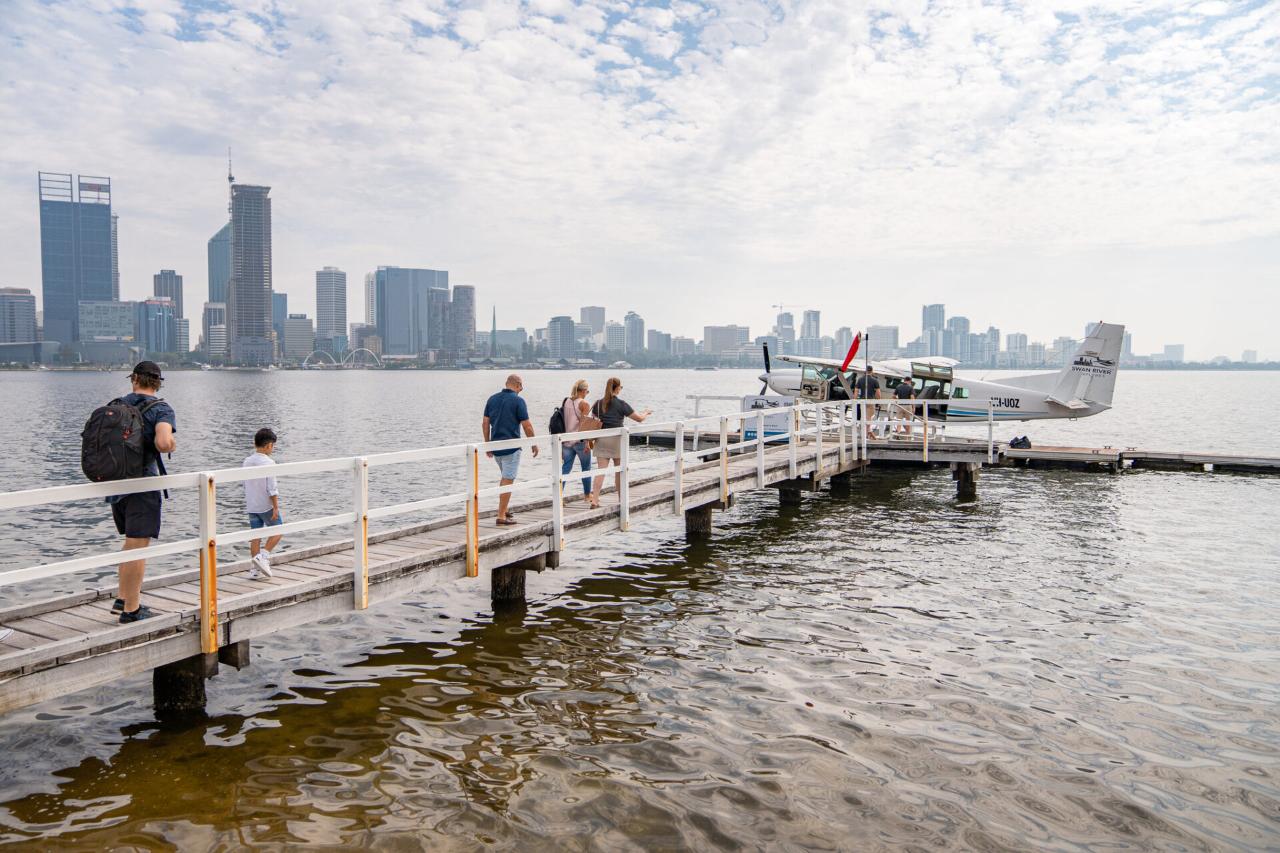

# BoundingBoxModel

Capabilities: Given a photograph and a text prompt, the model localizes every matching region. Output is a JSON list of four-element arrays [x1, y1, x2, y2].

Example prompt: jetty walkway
[[0, 398, 1273, 718]]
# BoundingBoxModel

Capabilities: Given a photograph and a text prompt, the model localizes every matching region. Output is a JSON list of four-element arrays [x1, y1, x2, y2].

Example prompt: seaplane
[[757, 322, 1125, 424]]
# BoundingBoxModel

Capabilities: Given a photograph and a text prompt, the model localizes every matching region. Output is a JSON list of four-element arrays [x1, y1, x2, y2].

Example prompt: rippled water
[[0, 369, 1277, 849]]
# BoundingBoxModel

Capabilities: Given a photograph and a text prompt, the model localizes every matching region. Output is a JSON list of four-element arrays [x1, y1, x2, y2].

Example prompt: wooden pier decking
[[0, 434, 878, 715]]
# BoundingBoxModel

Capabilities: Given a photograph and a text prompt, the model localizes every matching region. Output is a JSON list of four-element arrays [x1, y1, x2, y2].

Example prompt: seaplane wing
[[775, 353, 913, 378]]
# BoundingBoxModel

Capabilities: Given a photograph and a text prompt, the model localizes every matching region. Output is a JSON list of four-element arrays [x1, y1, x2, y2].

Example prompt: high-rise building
[[136, 297, 177, 353], [1242, 349, 1257, 363], [1162, 344, 1185, 363], [832, 327, 854, 357], [703, 325, 750, 355], [315, 266, 347, 351], [624, 311, 645, 354], [374, 267, 449, 356], [0, 289, 38, 344], [78, 301, 135, 341], [1027, 341, 1046, 366], [176, 318, 190, 354], [1006, 333, 1028, 365], [110, 214, 119, 301], [271, 292, 287, 352], [922, 304, 945, 333], [202, 302, 227, 356], [38, 172, 113, 344], [207, 325, 227, 357], [283, 314, 315, 360], [672, 336, 695, 357], [866, 325, 898, 357], [604, 322, 626, 352], [1122, 332, 1133, 357], [548, 315, 576, 359], [364, 272, 376, 326], [449, 285, 476, 354], [153, 269, 184, 318], [945, 316, 970, 360], [801, 310, 820, 340], [227, 184, 273, 364], [647, 329, 672, 354], [207, 222, 231, 304], [580, 306, 606, 335], [773, 312, 796, 353]]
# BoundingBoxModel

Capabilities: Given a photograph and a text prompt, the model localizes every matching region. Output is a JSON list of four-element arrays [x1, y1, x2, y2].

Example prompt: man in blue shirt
[[482, 374, 539, 526], [108, 361, 177, 623]]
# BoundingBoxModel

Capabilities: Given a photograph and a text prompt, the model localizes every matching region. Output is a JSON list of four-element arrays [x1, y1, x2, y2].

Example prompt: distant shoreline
[[1, 364, 1277, 373]]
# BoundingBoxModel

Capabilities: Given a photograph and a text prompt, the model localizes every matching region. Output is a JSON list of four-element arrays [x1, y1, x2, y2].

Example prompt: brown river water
[[0, 369, 1276, 849]]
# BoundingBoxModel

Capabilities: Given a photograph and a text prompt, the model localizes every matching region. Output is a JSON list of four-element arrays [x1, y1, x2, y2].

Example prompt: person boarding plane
[[758, 322, 1125, 424]]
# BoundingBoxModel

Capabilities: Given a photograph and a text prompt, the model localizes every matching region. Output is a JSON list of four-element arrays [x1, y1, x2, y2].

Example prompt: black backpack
[[548, 397, 569, 435], [81, 397, 163, 482]]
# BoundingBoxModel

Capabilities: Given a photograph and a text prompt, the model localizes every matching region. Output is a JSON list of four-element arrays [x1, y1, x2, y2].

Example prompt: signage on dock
[[741, 395, 794, 440]]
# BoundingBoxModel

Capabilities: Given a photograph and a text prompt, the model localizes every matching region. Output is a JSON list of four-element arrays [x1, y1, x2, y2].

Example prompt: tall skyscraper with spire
[[227, 180, 273, 364]]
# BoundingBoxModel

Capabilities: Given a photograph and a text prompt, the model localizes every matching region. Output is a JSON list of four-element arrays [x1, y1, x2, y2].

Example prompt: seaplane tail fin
[[1000, 323, 1124, 406], [1048, 322, 1124, 408]]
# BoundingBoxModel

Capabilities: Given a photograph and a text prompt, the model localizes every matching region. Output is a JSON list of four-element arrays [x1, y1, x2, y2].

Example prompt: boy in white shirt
[[242, 428, 283, 579]]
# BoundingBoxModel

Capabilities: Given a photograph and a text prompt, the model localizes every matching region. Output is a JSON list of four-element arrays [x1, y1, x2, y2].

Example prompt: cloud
[[0, 0, 1277, 358]]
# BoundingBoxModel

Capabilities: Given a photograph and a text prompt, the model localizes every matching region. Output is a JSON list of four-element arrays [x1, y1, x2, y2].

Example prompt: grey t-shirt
[[592, 397, 635, 429]]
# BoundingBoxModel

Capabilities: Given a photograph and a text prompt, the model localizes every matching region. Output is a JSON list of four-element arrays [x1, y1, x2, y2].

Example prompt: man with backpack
[[85, 361, 176, 623]]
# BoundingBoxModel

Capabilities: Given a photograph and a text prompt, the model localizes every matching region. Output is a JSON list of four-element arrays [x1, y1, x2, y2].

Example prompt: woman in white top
[[561, 379, 599, 508]]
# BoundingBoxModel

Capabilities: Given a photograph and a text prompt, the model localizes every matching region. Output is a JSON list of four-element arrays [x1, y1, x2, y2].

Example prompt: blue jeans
[[561, 441, 592, 496]]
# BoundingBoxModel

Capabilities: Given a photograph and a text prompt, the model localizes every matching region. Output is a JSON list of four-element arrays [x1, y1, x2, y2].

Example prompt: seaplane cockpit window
[[952, 386, 969, 399]]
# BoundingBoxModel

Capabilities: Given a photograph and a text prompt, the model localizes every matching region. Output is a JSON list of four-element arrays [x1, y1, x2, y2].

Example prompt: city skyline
[[1, 3, 1277, 360]]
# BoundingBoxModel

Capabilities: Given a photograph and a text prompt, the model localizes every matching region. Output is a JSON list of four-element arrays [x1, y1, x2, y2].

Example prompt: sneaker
[[119, 604, 155, 624], [245, 567, 263, 581], [252, 552, 274, 577], [111, 597, 125, 612]]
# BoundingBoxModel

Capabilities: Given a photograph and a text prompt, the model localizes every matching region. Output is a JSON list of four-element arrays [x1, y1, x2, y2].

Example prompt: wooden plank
[[0, 629, 48, 651], [5, 617, 84, 642], [35, 610, 106, 634], [144, 586, 202, 609], [281, 559, 343, 577], [61, 603, 127, 627]]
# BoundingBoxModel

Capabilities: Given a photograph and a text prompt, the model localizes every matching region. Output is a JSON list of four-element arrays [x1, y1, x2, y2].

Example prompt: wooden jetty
[[0, 401, 917, 717], [1, 397, 1274, 719]]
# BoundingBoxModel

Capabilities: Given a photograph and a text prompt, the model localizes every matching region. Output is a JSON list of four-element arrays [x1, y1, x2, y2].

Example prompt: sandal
[[496, 517, 518, 526]]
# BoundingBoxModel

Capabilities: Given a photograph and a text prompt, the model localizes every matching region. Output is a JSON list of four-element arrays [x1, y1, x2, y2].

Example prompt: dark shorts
[[112, 491, 162, 539]]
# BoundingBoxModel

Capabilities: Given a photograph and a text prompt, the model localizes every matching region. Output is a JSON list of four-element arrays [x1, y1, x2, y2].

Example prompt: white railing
[[0, 398, 935, 656]]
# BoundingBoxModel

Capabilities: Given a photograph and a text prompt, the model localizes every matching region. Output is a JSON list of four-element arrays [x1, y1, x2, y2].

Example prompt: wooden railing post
[[987, 400, 995, 463], [719, 416, 730, 504], [814, 404, 824, 476], [923, 404, 930, 464], [756, 410, 766, 487], [197, 472, 218, 655], [352, 456, 369, 610], [550, 434, 564, 551], [789, 406, 798, 478], [838, 402, 848, 469], [861, 402, 868, 461], [465, 445, 480, 577], [673, 421, 685, 515], [619, 427, 631, 531]]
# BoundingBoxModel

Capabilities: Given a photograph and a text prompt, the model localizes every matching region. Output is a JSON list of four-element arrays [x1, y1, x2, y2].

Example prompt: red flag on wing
[[839, 333, 861, 372]]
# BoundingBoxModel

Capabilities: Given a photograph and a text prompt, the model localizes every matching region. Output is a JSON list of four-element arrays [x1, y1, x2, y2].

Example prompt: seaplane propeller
[[761, 343, 771, 394]]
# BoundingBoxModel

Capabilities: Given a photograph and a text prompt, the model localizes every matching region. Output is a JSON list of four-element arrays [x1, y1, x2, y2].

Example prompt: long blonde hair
[[570, 378, 589, 399], [600, 376, 622, 413]]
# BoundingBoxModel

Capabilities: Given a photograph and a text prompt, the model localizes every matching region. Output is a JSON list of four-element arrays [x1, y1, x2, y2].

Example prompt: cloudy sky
[[2, 0, 1277, 359]]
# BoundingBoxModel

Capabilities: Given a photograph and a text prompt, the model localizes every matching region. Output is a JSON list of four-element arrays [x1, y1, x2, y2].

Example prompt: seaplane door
[[800, 364, 829, 401]]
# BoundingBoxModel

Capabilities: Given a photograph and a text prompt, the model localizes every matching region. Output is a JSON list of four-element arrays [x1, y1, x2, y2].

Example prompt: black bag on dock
[[80, 397, 161, 482]]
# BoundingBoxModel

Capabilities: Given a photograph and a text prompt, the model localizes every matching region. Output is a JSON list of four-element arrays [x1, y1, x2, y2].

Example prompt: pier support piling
[[952, 462, 980, 500], [778, 488, 804, 507], [491, 554, 545, 603], [685, 505, 714, 538], [830, 472, 854, 497], [218, 640, 251, 670], [153, 652, 218, 719]]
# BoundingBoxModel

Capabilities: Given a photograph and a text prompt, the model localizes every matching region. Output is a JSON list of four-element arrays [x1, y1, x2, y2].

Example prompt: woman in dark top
[[591, 377, 650, 501]]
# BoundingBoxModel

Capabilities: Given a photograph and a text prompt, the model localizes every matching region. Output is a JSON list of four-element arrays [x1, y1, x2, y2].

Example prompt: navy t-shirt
[[483, 389, 529, 456], [894, 382, 915, 400], [854, 375, 880, 398]]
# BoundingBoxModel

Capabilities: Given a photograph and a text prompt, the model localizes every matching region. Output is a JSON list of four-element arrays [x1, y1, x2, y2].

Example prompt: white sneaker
[[245, 568, 263, 580], [251, 552, 273, 577]]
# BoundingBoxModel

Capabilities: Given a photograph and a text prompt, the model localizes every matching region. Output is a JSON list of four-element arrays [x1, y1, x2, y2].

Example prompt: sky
[[1, 0, 1277, 360]]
